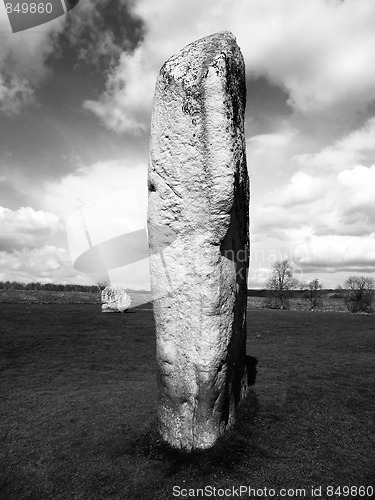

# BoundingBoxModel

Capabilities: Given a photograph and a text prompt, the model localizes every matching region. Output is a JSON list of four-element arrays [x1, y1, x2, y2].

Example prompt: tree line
[[265, 259, 374, 313], [0, 281, 98, 293], [1, 263, 374, 313]]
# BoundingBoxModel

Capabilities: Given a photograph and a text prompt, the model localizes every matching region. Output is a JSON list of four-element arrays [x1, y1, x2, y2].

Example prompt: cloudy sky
[[0, 0, 374, 290]]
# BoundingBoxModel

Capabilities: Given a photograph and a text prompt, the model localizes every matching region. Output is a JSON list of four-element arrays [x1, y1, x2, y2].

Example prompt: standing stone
[[101, 285, 131, 312], [148, 32, 250, 450]]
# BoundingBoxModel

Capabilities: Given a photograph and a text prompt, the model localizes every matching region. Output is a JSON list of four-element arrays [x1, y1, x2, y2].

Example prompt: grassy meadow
[[0, 298, 374, 499]]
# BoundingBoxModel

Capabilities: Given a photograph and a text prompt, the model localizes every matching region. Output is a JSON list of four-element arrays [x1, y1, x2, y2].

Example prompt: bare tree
[[344, 276, 374, 313], [96, 281, 109, 293], [303, 278, 323, 311], [265, 259, 299, 310]]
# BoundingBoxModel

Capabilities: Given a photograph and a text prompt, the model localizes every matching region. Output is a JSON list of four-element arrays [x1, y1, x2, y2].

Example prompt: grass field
[[1, 303, 374, 500]]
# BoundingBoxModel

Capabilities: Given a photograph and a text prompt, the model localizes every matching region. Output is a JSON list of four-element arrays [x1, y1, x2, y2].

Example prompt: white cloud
[[255, 162, 375, 238], [248, 131, 295, 150], [294, 234, 375, 273], [251, 158, 375, 280], [84, 45, 155, 134], [338, 165, 375, 215], [0, 245, 81, 283], [246, 129, 298, 196], [274, 171, 324, 207], [252, 171, 328, 237], [336, 117, 375, 152], [0, 206, 61, 252], [248, 266, 272, 289], [294, 117, 375, 171], [84, 0, 375, 132], [42, 159, 147, 220], [242, 0, 375, 115]]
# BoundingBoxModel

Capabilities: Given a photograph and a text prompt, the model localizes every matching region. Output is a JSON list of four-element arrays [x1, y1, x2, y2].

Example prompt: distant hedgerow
[[0, 281, 98, 293]]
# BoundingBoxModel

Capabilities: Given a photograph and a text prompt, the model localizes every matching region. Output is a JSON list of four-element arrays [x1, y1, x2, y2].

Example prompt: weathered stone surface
[[101, 286, 131, 312], [148, 32, 250, 450]]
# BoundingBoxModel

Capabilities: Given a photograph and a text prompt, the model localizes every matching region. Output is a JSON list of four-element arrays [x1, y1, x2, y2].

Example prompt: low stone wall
[[0, 289, 152, 305], [247, 296, 347, 312], [0, 289, 101, 304]]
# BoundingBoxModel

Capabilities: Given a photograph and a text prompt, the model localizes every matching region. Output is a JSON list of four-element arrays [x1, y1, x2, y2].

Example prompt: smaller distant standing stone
[[101, 286, 131, 313]]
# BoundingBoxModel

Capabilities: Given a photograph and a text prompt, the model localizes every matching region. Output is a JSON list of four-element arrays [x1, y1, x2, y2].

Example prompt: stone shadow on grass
[[131, 389, 263, 475], [246, 355, 258, 386]]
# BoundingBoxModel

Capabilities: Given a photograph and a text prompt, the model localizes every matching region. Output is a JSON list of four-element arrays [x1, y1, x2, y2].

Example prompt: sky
[[0, 0, 374, 290]]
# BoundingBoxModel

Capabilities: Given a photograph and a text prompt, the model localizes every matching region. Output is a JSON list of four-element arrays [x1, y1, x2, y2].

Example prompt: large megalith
[[147, 31, 250, 450]]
